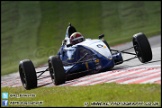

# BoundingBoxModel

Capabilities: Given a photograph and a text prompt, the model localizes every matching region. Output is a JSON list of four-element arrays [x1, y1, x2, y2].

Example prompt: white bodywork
[[78, 39, 112, 60], [65, 38, 113, 60]]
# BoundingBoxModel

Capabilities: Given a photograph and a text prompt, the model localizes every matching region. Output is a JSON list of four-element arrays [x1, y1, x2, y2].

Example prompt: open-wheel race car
[[19, 23, 152, 90]]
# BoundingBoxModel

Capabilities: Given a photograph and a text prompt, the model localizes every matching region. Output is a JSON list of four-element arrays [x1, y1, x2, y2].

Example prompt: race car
[[19, 23, 152, 90]]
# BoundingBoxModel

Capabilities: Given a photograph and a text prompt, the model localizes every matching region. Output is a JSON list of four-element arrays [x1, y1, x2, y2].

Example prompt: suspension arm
[[110, 48, 136, 55], [123, 56, 137, 62], [120, 51, 136, 55], [65, 53, 89, 73], [36, 68, 49, 78], [120, 46, 134, 52]]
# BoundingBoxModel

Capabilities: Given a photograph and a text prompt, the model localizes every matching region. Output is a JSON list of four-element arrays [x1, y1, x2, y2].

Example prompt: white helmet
[[70, 32, 84, 45]]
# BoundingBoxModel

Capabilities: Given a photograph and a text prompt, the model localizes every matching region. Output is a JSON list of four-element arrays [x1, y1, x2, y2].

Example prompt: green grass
[[1, 83, 161, 107], [1, 1, 161, 75], [1, 1, 41, 75]]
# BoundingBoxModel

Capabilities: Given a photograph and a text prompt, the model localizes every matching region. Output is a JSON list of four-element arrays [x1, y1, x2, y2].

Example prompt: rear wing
[[65, 23, 77, 38], [64, 23, 77, 45]]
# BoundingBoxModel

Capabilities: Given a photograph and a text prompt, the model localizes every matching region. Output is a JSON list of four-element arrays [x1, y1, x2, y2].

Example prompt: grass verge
[[1, 83, 161, 107]]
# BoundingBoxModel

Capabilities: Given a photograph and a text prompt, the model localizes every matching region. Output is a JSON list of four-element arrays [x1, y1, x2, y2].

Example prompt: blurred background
[[1, 1, 161, 75]]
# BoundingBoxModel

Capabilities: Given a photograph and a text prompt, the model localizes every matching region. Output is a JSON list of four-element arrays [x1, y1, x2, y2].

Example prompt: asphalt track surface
[[1, 35, 161, 88]]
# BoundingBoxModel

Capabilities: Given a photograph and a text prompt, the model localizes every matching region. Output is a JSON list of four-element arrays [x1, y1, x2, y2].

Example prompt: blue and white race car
[[19, 23, 152, 90]]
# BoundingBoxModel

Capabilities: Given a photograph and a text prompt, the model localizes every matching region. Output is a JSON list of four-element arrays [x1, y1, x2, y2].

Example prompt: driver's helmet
[[70, 32, 85, 45]]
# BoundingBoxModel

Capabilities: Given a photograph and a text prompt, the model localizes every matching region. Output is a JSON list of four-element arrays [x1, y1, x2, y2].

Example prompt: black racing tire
[[19, 59, 37, 90], [48, 56, 65, 85], [132, 32, 152, 63]]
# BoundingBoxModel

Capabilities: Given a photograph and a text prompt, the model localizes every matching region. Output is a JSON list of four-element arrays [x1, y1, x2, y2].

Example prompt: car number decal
[[97, 44, 103, 48]]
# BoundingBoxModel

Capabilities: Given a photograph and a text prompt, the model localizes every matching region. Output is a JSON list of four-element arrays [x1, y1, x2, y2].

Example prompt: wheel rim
[[19, 67, 27, 88], [49, 62, 55, 82], [134, 41, 143, 62]]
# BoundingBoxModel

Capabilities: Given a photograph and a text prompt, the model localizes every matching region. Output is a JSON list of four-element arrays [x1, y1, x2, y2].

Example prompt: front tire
[[48, 56, 65, 85], [19, 59, 37, 90], [132, 32, 152, 63]]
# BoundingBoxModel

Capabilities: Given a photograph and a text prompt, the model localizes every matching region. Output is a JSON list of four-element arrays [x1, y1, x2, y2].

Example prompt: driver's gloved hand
[[62, 39, 67, 46]]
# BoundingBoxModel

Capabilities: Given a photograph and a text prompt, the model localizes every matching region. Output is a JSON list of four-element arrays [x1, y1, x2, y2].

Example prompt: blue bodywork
[[57, 44, 123, 75], [57, 24, 123, 75]]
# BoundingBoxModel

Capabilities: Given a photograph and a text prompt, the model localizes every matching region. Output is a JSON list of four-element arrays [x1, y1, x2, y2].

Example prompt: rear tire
[[19, 59, 37, 90], [48, 56, 65, 85], [132, 32, 152, 63]]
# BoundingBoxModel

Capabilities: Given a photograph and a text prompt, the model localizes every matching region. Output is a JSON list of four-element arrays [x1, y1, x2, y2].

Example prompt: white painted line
[[106, 70, 160, 83], [141, 77, 161, 84], [120, 72, 160, 84]]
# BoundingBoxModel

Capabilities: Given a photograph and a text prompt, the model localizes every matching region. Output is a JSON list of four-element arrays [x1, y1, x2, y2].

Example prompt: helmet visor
[[72, 38, 84, 44]]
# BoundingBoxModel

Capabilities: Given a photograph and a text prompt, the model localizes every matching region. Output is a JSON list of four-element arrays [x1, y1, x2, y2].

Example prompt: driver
[[58, 32, 85, 56], [70, 32, 85, 45]]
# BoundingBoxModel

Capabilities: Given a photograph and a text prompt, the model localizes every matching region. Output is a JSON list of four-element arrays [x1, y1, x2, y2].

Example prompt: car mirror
[[98, 34, 104, 39]]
